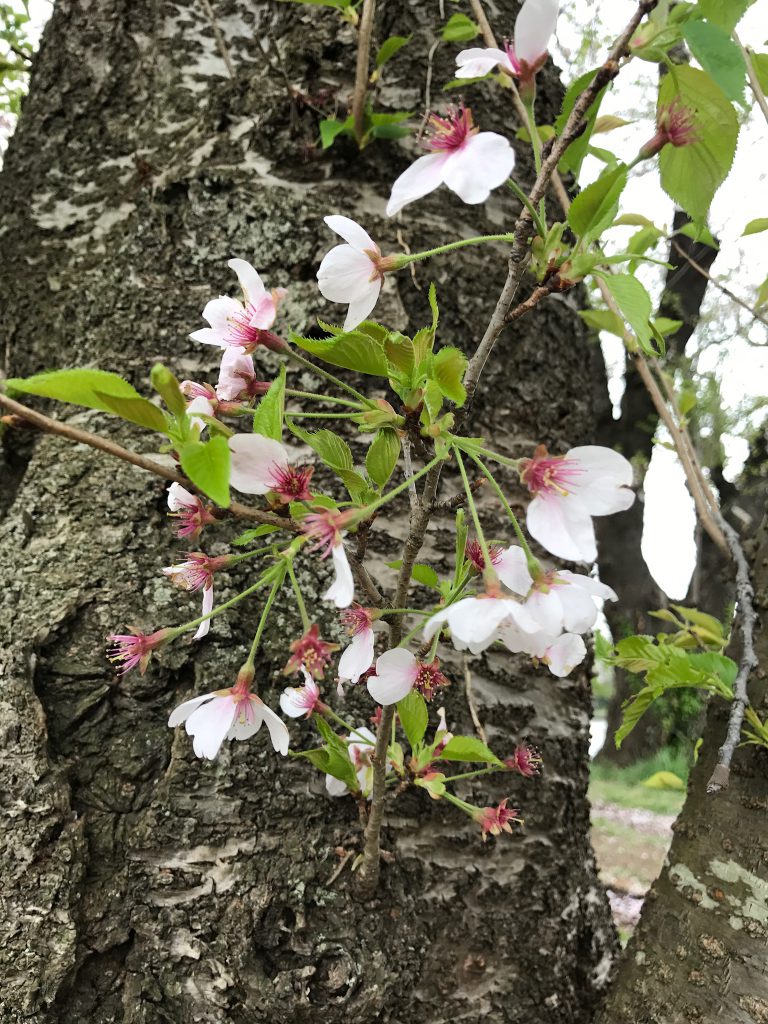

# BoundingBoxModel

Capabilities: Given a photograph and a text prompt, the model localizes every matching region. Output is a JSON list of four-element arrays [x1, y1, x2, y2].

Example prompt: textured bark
[[595, 212, 720, 764], [0, 2, 617, 1021], [595, 457, 768, 1024]]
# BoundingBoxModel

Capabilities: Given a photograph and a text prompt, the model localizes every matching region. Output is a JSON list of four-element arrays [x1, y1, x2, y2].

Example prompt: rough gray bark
[[0, 2, 617, 1021], [595, 451, 768, 1024]]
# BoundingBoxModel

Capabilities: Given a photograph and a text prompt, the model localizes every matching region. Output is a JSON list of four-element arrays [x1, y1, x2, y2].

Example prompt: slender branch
[[0, 393, 300, 532], [351, 0, 376, 143], [670, 239, 768, 330], [198, 0, 235, 79], [735, 33, 768, 127], [346, 548, 386, 608]]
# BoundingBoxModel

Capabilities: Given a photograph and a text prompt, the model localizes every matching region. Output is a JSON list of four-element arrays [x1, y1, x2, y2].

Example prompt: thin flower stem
[[246, 568, 286, 665], [523, 100, 545, 224], [468, 452, 537, 564], [286, 411, 363, 419], [284, 349, 373, 406], [168, 567, 281, 640], [441, 766, 499, 783], [285, 388, 365, 408], [400, 233, 514, 266], [324, 707, 373, 745], [506, 178, 546, 238], [354, 453, 446, 522], [227, 545, 279, 566], [379, 607, 431, 617], [454, 448, 496, 583], [398, 620, 428, 648], [287, 561, 311, 632]]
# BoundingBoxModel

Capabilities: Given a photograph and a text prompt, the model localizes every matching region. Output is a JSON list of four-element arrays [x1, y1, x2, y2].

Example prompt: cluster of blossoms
[[103, 0, 643, 839]]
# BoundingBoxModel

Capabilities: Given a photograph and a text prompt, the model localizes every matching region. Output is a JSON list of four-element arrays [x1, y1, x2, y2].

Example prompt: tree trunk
[[595, 211, 720, 765], [0, 2, 617, 1021], [595, 455, 768, 1023]]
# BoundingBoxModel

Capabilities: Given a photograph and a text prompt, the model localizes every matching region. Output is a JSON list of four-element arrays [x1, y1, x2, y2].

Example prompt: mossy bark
[[0, 2, 617, 1021]]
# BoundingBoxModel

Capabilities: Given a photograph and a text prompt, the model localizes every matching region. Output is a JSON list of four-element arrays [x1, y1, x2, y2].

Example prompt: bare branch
[[351, 0, 376, 143], [670, 239, 768, 330]]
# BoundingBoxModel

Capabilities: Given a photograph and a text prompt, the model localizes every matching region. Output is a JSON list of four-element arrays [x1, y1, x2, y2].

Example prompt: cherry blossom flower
[[386, 104, 515, 216], [640, 99, 700, 159], [499, 624, 586, 677], [367, 648, 450, 705], [520, 444, 634, 563], [337, 605, 376, 691], [455, 0, 559, 83], [317, 216, 397, 331], [280, 667, 326, 719], [303, 509, 356, 609], [505, 743, 542, 778], [474, 799, 522, 841], [465, 540, 535, 595], [167, 483, 216, 539], [215, 349, 271, 403], [227, 434, 313, 502], [283, 624, 339, 679], [162, 553, 229, 640], [495, 545, 617, 633], [423, 594, 540, 655], [168, 673, 289, 760], [325, 725, 378, 798], [190, 258, 287, 353], [106, 628, 170, 676]]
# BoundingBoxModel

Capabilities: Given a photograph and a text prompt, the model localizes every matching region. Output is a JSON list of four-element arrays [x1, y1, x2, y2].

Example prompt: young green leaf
[[252, 365, 285, 441], [442, 12, 479, 42], [320, 116, 353, 149], [697, 0, 755, 32], [578, 309, 627, 337], [150, 363, 188, 419], [438, 735, 501, 764], [290, 329, 389, 376], [432, 345, 468, 406], [555, 68, 609, 179], [567, 164, 628, 244], [365, 428, 400, 489], [93, 392, 169, 433], [232, 525, 281, 546], [375, 34, 411, 68], [616, 687, 658, 748], [743, 217, 768, 236], [600, 273, 659, 355], [657, 65, 739, 222], [682, 19, 746, 103], [397, 691, 429, 748], [178, 435, 231, 507], [7, 367, 153, 420]]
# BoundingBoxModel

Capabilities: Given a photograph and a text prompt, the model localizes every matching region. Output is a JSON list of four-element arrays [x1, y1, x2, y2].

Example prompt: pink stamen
[[425, 104, 478, 153], [519, 445, 584, 498]]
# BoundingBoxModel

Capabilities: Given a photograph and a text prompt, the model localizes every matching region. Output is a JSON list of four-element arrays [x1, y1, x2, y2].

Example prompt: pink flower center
[[284, 625, 338, 679], [465, 540, 503, 573], [519, 446, 583, 498], [341, 605, 374, 637], [413, 660, 450, 701], [658, 99, 699, 147], [268, 463, 314, 503], [425, 104, 477, 153]]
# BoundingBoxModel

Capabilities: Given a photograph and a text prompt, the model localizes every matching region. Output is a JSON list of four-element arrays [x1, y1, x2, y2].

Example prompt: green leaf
[[410, 563, 440, 590], [423, 379, 443, 422], [612, 213, 657, 228], [616, 687, 657, 748], [6, 368, 154, 421], [320, 116, 352, 148], [398, 692, 429, 749], [676, 221, 719, 248], [593, 114, 633, 133], [652, 317, 684, 337], [555, 68, 609, 179], [232, 525, 281, 546], [743, 217, 768, 236], [642, 770, 686, 790], [600, 273, 659, 355], [290, 328, 389, 376], [365, 428, 400, 489], [752, 52, 768, 94], [442, 12, 479, 41], [697, 0, 755, 32], [375, 34, 411, 68], [252, 365, 285, 441], [682, 19, 746, 103], [431, 345, 468, 406], [578, 309, 627, 337], [93, 391, 169, 433], [757, 276, 768, 309], [687, 652, 737, 690], [613, 635, 663, 672], [289, 424, 353, 470], [150, 363, 188, 418], [657, 65, 739, 221], [384, 332, 416, 375], [178, 436, 231, 507], [439, 735, 501, 764], [567, 164, 628, 244]]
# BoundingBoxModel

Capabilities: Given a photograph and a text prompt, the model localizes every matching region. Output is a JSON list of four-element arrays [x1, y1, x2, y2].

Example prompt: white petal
[[423, 607, 451, 644], [442, 133, 515, 205], [503, 599, 544, 635], [168, 482, 195, 511], [526, 494, 597, 563], [228, 258, 266, 308], [323, 544, 355, 608], [514, 0, 559, 65], [525, 590, 564, 635], [545, 633, 586, 677], [201, 295, 244, 332], [386, 152, 450, 217], [247, 291, 278, 330], [260, 703, 290, 754], [228, 434, 288, 494], [448, 597, 511, 646], [324, 215, 377, 253], [495, 546, 533, 595], [187, 395, 215, 434], [558, 570, 617, 601], [326, 774, 349, 797], [227, 697, 264, 741], [338, 628, 375, 684], [168, 691, 216, 727], [553, 580, 600, 633], [343, 285, 382, 331], [366, 647, 417, 706], [455, 46, 512, 78], [189, 327, 227, 348], [194, 584, 214, 640], [317, 244, 378, 303], [566, 446, 635, 514], [280, 686, 309, 718], [216, 349, 255, 401], [186, 695, 238, 759]]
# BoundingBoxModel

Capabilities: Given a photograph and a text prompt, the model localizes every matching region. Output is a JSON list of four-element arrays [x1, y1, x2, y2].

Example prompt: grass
[[589, 748, 690, 816]]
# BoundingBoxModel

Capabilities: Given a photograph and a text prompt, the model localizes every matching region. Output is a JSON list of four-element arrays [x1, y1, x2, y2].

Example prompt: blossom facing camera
[[386, 105, 515, 217], [520, 444, 634, 563], [505, 744, 543, 778], [317, 216, 397, 331], [455, 0, 559, 83], [168, 673, 289, 761], [190, 258, 286, 353], [366, 648, 450, 705], [283, 624, 339, 679]]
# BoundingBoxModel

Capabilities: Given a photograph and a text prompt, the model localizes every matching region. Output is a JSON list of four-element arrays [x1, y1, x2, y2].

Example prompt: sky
[[3, 0, 767, 598]]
